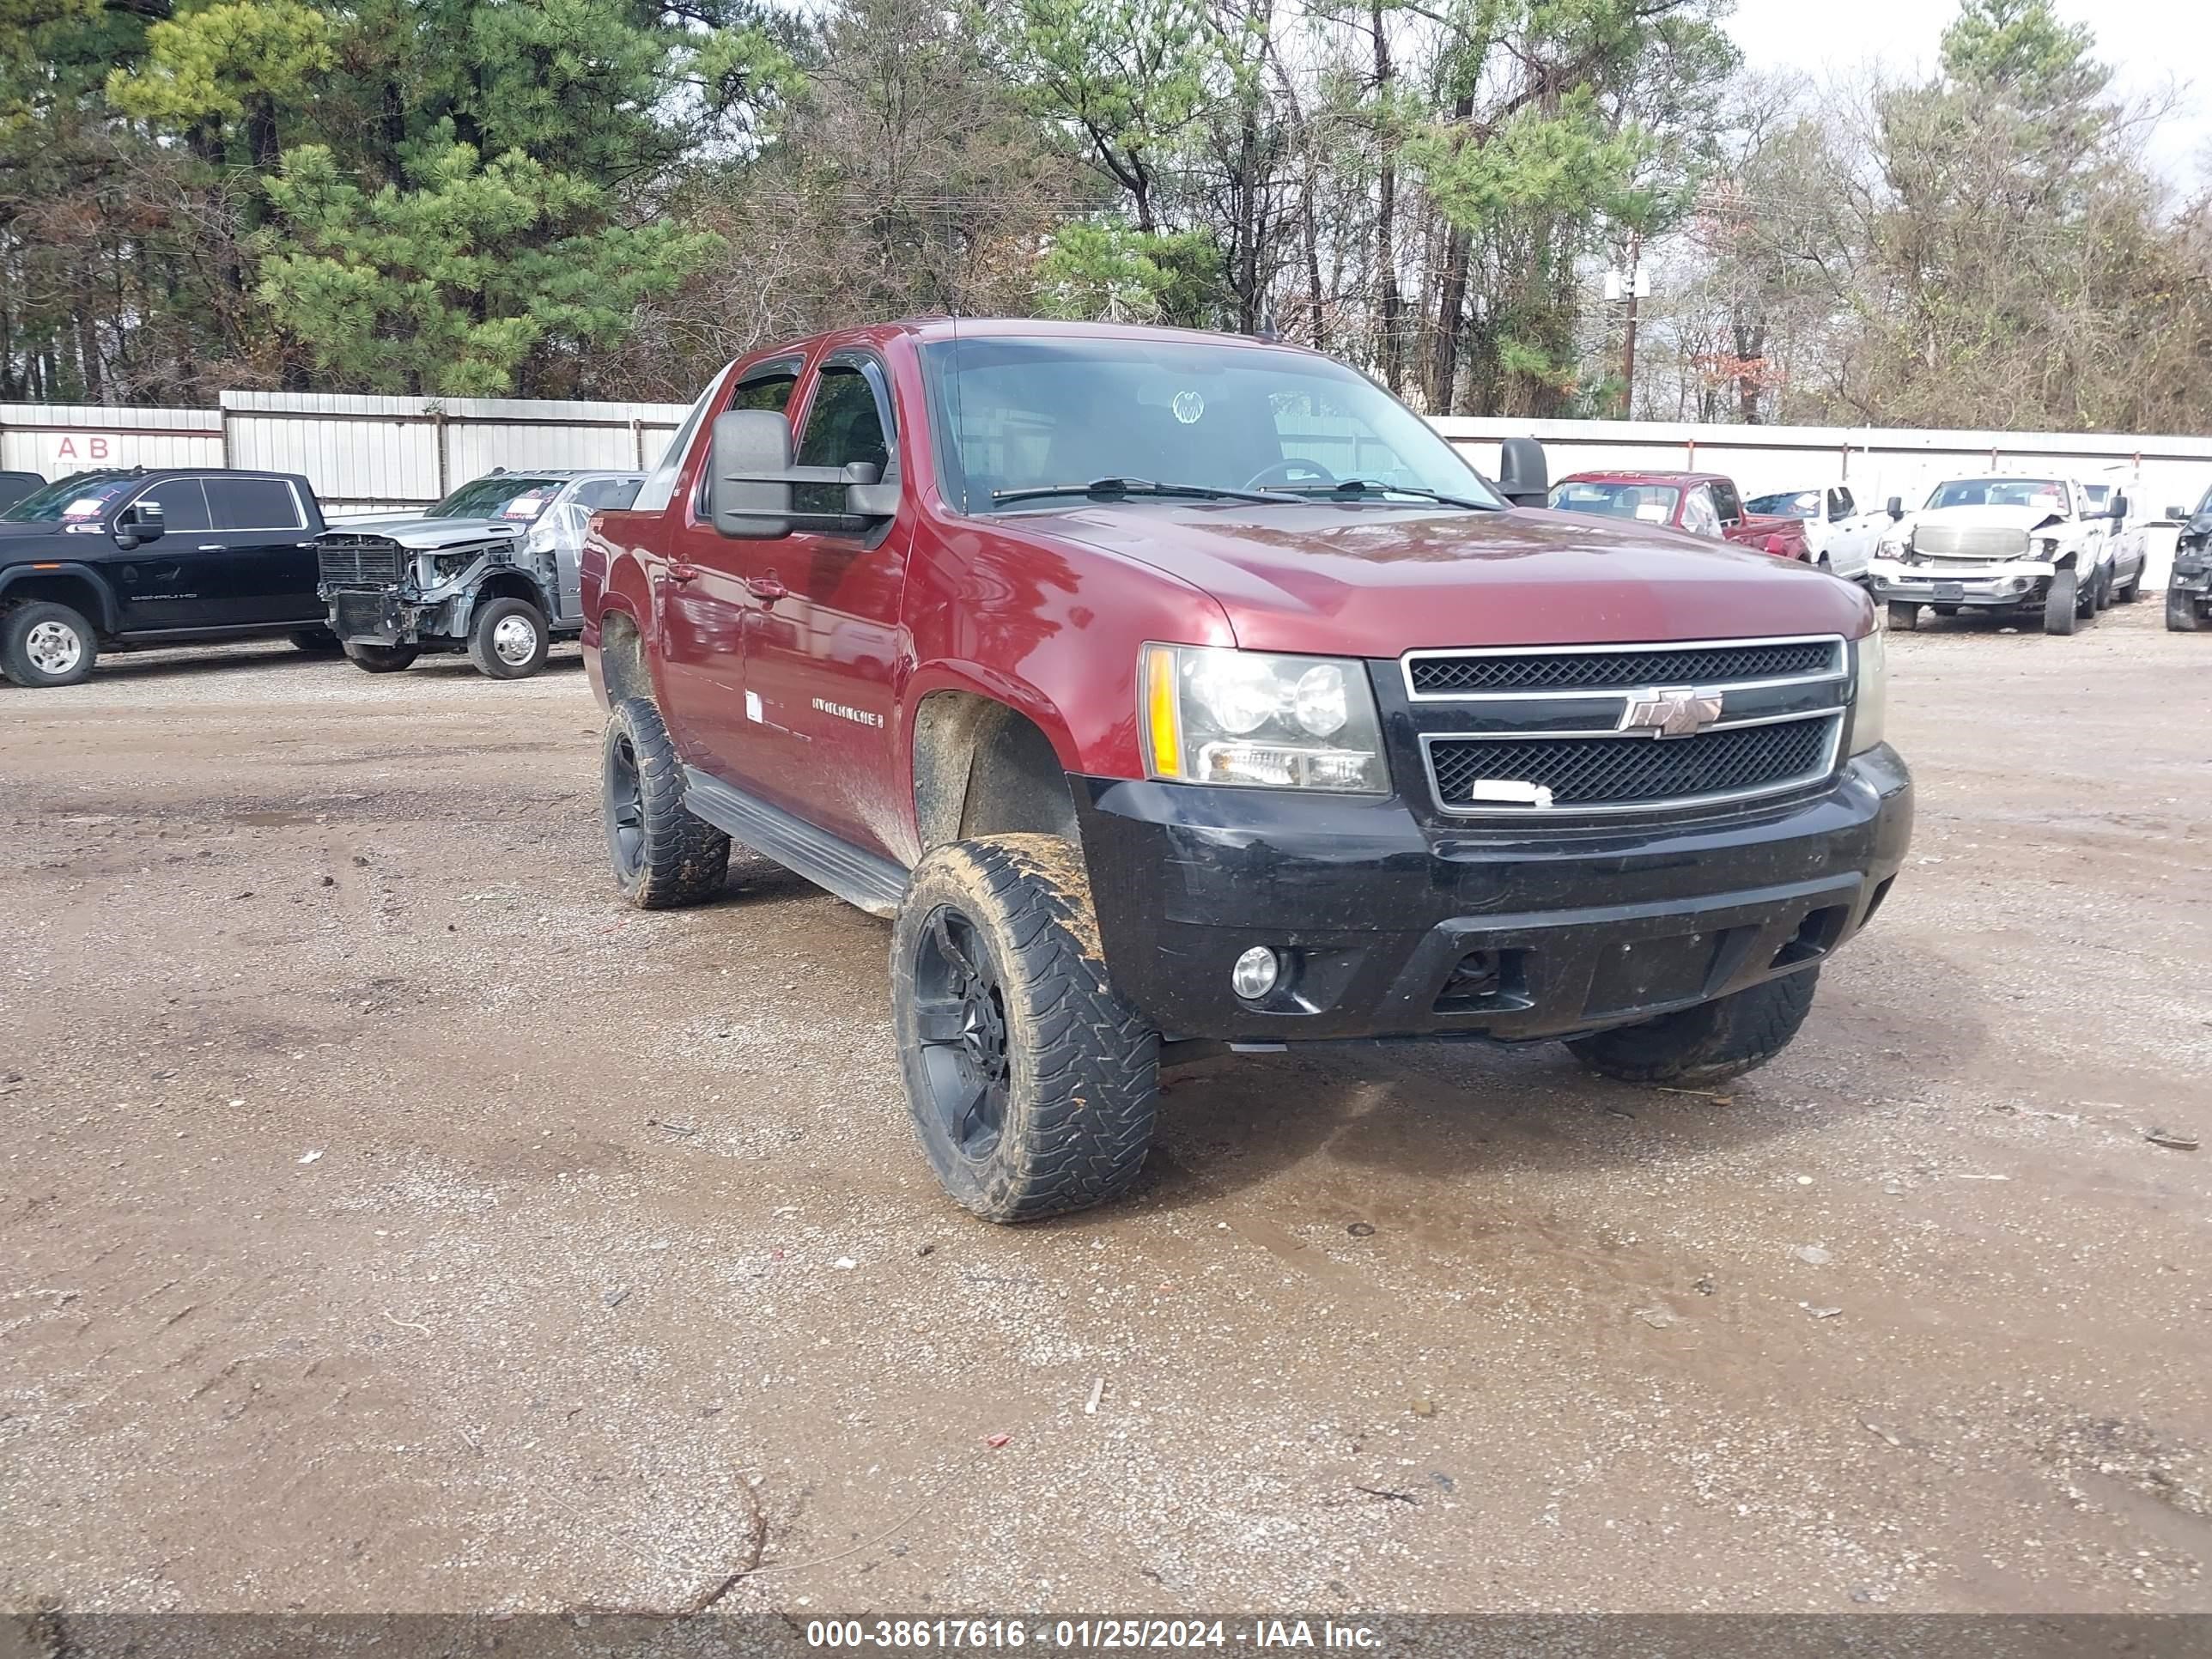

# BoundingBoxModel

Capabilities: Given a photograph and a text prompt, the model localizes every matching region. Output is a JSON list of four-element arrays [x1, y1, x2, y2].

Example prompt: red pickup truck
[[1549, 470, 1813, 561], [582, 319, 1910, 1222]]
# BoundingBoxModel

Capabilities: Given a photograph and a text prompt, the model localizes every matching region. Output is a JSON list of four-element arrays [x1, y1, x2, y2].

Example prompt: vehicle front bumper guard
[[1867, 556, 2062, 606], [1073, 746, 1912, 1045]]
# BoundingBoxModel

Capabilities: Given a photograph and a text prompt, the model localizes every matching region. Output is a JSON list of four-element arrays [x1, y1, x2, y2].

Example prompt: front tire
[[891, 835, 1158, 1223], [2043, 569, 2081, 635], [289, 626, 343, 654], [2116, 570, 2141, 603], [1886, 601, 1919, 632], [2170, 589, 2205, 632], [1566, 969, 1820, 1089], [343, 641, 419, 673], [1, 600, 98, 688], [601, 696, 730, 908], [469, 596, 550, 679]]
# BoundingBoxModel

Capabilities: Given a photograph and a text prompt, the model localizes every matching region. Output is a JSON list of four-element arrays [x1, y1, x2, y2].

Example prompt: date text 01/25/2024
[[803, 1619, 1382, 1650]]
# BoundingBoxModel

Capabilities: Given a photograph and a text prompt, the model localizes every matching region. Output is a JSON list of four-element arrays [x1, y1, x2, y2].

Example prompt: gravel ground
[[1, 610, 2209, 1618]]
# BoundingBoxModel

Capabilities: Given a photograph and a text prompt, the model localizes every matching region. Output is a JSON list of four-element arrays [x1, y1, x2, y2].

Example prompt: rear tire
[[2043, 569, 2080, 635], [891, 835, 1158, 1223], [0, 599, 97, 688], [2092, 568, 2112, 611], [602, 696, 730, 908], [1886, 601, 1919, 631], [2170, 589, 2204, 632], [468, 596, 550, 679], [1566, 969, 1820, 1089], [343, 641, 419, 673]]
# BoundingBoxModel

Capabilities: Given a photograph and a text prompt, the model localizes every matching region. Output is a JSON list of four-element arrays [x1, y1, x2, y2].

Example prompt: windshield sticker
[[62, 497, 107, 520], [1634, 503, 1668, 522], [499, 492, 550, 519], [1172, 391, 1205, 426]]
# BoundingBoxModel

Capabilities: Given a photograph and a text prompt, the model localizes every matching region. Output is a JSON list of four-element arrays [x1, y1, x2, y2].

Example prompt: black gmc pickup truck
[[0, 469, 333, 687]]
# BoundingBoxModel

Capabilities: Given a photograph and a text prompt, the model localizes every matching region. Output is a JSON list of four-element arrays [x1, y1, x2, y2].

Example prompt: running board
[[683, 769, 908, 917]]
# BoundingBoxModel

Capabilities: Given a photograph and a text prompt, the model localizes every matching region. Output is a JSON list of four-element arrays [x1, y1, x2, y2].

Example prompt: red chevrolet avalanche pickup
[[582, 319, 1911, 1222]]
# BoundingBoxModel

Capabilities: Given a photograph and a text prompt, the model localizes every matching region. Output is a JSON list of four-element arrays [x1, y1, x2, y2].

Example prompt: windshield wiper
[[1265, 478, 1499, 511], [990, 477, 1281, 507]]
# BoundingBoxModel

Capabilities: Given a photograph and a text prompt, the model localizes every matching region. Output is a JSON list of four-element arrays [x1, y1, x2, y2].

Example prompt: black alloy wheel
[[909, 904, 1012, 1162]]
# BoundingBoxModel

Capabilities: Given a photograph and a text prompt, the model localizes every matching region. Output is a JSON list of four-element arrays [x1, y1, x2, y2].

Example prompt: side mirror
[[2109, 492, 2128, 521], [842, 461, 900, 520], [113, 498, 165, 549], [1497, 436, 1548, 508], [2166, 505, 2187, 523], [1886, 495, 1904, 520], [709, 410, 795, 539]]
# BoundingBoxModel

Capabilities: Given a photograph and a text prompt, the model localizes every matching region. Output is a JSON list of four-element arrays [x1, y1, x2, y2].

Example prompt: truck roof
[[743, 316, 1334, 362], [1556, 470, 1735, 489]]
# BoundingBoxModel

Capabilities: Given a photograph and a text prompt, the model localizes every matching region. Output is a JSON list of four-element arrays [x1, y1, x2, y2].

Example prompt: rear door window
[[135, 477, 213, 533], [207, 477, 305, 532]]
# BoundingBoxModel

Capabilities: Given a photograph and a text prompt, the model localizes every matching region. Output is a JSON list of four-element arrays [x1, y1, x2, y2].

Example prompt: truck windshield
[[921, 337, 1502, 515], [1548, 480, 1680, 523], [1925, 478, 2069, 513], [428, 477, 565, 521], [2, 474, 138, 523]]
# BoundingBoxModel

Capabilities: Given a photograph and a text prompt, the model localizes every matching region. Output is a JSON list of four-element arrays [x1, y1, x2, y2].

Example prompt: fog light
[[1231, 945, 1281, 1000]]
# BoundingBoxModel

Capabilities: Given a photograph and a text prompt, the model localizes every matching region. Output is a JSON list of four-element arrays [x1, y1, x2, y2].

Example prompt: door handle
[[667, 562, 701, 585], [746, 575, 787, 603], [198, 543, 222, 552]]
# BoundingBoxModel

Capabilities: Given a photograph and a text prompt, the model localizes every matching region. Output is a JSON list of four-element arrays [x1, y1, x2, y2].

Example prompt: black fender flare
[[0, 561, 119, 632]]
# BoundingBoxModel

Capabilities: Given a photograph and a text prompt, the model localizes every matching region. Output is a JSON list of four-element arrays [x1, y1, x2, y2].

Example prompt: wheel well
[[912, 692, 1078, 854], [599, 608, 647, 701], [476, 570, 546, 610], [1, 573, 110, 635]]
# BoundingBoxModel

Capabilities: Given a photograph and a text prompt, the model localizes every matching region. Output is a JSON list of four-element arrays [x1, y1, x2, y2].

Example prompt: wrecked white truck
[[1868, 473, 2142, 637], [318, 471, 642, 678]]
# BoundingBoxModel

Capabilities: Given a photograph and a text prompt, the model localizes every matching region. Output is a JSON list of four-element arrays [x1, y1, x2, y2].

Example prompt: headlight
[[1877, 532, 1908, 560], [1142, 645, 1388, 792], [1849, 629, 1887, 755]]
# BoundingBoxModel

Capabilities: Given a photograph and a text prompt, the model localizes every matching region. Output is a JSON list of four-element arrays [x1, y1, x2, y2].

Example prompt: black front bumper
[[1075, 745, 1912, 1044]]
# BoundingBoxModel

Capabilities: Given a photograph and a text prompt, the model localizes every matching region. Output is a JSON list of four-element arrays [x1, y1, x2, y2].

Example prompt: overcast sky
[[1723, 0, 2210, 194]]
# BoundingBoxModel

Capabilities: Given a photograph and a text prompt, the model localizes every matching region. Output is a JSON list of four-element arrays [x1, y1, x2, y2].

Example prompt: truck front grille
[[1912, 525, 2027, 560], [1402, 634, 1851, 817], [1425, 717, 1839, 812], [318, 535, 404, 586], [1406, 638, 1838, 696]]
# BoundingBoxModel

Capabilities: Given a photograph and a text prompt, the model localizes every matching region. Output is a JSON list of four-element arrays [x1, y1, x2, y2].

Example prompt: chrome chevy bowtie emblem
[[1620, 685, 1723, 738]]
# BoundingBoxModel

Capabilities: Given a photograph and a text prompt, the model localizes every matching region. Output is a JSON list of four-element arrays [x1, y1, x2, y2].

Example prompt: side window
[[206, 477, 304, 532], [1710, 480, 1743, 525], [572, 477, 641, 512], [792, 362, 894, 521], [134, 477, 212, 533], [1830, 485, 1856, 520], [1680, 486, 1723, 538], [729, 373, 799, 416]]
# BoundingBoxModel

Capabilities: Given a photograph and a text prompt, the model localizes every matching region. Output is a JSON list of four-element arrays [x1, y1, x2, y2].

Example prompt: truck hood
[[323, 515, 528, 550], [1029, 502, 1873, 653], [1904, 504, 2065, 535]]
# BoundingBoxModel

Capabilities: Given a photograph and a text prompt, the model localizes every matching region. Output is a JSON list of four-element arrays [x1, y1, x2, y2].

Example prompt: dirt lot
[[2, 606, 2209, 1620]]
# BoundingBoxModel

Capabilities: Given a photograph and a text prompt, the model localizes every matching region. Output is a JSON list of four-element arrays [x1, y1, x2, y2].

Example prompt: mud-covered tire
[[343, 641, 419, 673], [289, 626, 343, 653], [468, 596, 550, 679], [1565, 968, 1820, 1090], [601, 696, 729, 908], [1886, 601, 1919, 632], [2170, 589, 2204, 632], [2043, 569, 2080, 635], [0, 599, 98, 688], [891, 834, 1159, 1223]]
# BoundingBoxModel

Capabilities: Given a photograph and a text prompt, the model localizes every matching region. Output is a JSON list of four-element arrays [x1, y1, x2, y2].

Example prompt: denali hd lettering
[[582, 319, 1912, 1222]]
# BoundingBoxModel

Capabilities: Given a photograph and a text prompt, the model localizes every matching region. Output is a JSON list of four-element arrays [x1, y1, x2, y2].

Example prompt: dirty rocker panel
[[1074, 745, 1911, 1045], [681, 768, 908, 917]]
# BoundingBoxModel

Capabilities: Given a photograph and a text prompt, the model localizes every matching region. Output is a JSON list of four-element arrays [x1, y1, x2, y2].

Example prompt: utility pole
[[1621, 231, 1642, 420]]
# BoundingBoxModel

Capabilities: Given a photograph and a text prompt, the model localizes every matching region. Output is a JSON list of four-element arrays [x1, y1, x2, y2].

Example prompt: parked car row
[[0, 465, 639, 687]]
